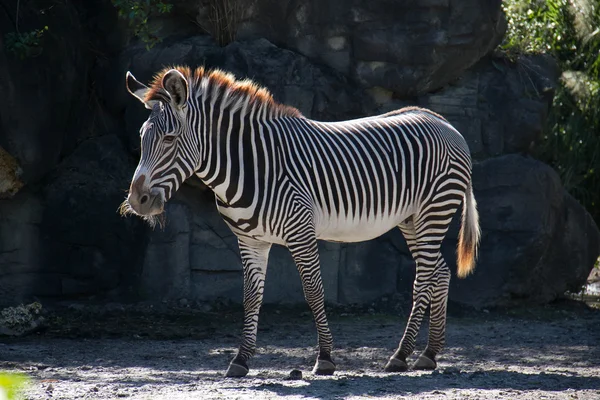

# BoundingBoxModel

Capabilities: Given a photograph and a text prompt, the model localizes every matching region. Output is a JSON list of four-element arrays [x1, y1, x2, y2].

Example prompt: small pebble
[[286, 369, 303, 380]]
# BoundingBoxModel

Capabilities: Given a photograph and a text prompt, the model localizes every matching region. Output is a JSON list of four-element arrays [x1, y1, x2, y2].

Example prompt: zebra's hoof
[[225, 362, 249, 378], [384, 357, 408, 372], [313, 359, 336, 375], [412, 354, 437, 370]]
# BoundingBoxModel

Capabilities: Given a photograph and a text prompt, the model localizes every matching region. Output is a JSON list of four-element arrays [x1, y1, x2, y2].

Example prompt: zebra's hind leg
[[413, 257, 450, 370], [225, 238, 272, 378], [384, 218, 438, 372], [287, 232, 335, 375]]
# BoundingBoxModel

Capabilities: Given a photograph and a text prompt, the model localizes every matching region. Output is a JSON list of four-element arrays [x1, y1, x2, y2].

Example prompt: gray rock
[[0, 303, 45, 337], [0, 190, 48, 304], [139, 202, 192, 301], [41, 135, 148, 300], [263, 242, 339, 304], [414, 54, 559, 160], [234, 0, 506, 96], [286, 369, 303, 380], [339, 234, 411, 304], [448, 155, 600, 307], [191, 271, 242, 302], [536, 192, 600, 299]]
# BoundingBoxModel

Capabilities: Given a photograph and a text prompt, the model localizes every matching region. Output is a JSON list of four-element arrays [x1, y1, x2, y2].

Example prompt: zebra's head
[[121, 69, 200, 226]]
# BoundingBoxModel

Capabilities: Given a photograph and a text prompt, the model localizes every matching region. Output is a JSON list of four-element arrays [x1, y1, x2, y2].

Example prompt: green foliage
[[112, 0, 173, 49], [4, 26, 49, 59], [502, 0, 600, 223], [502, 0, 576, 54], [0, 373, 29, 400]]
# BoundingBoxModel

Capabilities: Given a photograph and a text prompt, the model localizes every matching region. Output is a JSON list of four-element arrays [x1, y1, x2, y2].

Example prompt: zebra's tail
[[456, 180, 480, 278]]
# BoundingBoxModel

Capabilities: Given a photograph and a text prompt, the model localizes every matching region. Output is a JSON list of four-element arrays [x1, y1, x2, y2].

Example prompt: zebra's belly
[[314, 214, 405, 243]]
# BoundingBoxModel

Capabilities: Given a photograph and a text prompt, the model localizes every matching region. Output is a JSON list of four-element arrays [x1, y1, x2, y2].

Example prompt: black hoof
[[412, 354, 437, 370], [225, 362, 249, 378], [313, 359, 336, 375], [384, 357, 408, 372]]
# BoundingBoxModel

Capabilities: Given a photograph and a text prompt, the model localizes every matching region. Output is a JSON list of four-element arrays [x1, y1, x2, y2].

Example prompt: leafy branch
[[3, 0, 49, 59], [112, 0, 174, 49]]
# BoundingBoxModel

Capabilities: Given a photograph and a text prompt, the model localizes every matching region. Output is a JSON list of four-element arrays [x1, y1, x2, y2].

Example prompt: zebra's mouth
[[144, 197, 164, 216], [119, 190, 166, 228]]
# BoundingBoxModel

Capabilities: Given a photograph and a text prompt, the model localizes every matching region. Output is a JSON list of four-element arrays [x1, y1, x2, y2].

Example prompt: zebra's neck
[[194, 94, 289, 207]]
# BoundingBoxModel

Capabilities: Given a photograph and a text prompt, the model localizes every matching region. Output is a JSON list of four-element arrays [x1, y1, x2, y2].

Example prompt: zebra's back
[[273, 109, 472, 243]]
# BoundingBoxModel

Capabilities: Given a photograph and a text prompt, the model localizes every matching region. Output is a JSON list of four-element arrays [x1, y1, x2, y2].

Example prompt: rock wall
[[234, 0, 506, 96], [0, 0, 598, 309]]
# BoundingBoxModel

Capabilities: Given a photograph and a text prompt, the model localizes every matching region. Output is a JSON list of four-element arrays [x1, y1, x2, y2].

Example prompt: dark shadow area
[[237, 370, 600, 398]]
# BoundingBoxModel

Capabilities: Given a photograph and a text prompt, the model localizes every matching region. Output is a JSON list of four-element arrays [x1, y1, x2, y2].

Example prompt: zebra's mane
[[145, 66, 302, 118]]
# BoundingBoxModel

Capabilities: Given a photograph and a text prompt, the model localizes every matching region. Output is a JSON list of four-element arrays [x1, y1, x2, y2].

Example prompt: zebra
[[121, 66, 481, 378]]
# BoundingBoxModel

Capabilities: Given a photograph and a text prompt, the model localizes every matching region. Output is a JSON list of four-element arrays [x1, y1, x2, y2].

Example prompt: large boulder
[[419, 54, 559, 160], [230, 0, 506, 97], [539, 192, 600, 298], [374, 54, 559, 160], [447, 155, 600, 307]]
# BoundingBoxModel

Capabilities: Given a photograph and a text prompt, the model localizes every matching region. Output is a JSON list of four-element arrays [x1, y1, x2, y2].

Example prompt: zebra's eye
[[163, 135, 176, 144]]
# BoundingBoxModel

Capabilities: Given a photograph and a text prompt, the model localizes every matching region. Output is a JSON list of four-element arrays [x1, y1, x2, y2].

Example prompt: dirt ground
[[1, 299, 599, 400]]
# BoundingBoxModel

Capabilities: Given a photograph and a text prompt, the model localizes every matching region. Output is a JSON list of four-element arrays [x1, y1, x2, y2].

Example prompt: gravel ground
[[1, 300, 599, 399]]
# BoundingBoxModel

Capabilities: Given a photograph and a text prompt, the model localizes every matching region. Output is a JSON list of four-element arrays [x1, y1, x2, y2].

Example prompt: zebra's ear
[[126, 71, 159, 110], [162, 69, 188, 109]]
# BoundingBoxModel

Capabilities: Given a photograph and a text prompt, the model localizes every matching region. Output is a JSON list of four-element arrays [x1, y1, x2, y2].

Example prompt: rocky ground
[[1, 299, 599, 399]]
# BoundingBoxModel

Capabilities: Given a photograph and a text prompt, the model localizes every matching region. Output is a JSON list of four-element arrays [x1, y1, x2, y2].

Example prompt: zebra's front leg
[[287, 235, 336, 375], [225, 238, 272, 378]]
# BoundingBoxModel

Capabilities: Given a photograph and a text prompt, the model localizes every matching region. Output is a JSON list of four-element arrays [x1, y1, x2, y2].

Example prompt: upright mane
[[144, 66, 302, 118]]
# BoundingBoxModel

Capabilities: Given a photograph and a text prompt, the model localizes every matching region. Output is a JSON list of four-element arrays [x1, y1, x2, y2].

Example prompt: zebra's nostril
[[139, 194, 149, 205]]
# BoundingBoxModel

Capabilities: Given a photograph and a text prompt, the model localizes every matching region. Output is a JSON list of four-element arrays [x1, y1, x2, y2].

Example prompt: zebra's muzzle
[[127, 187, 164, 216]]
